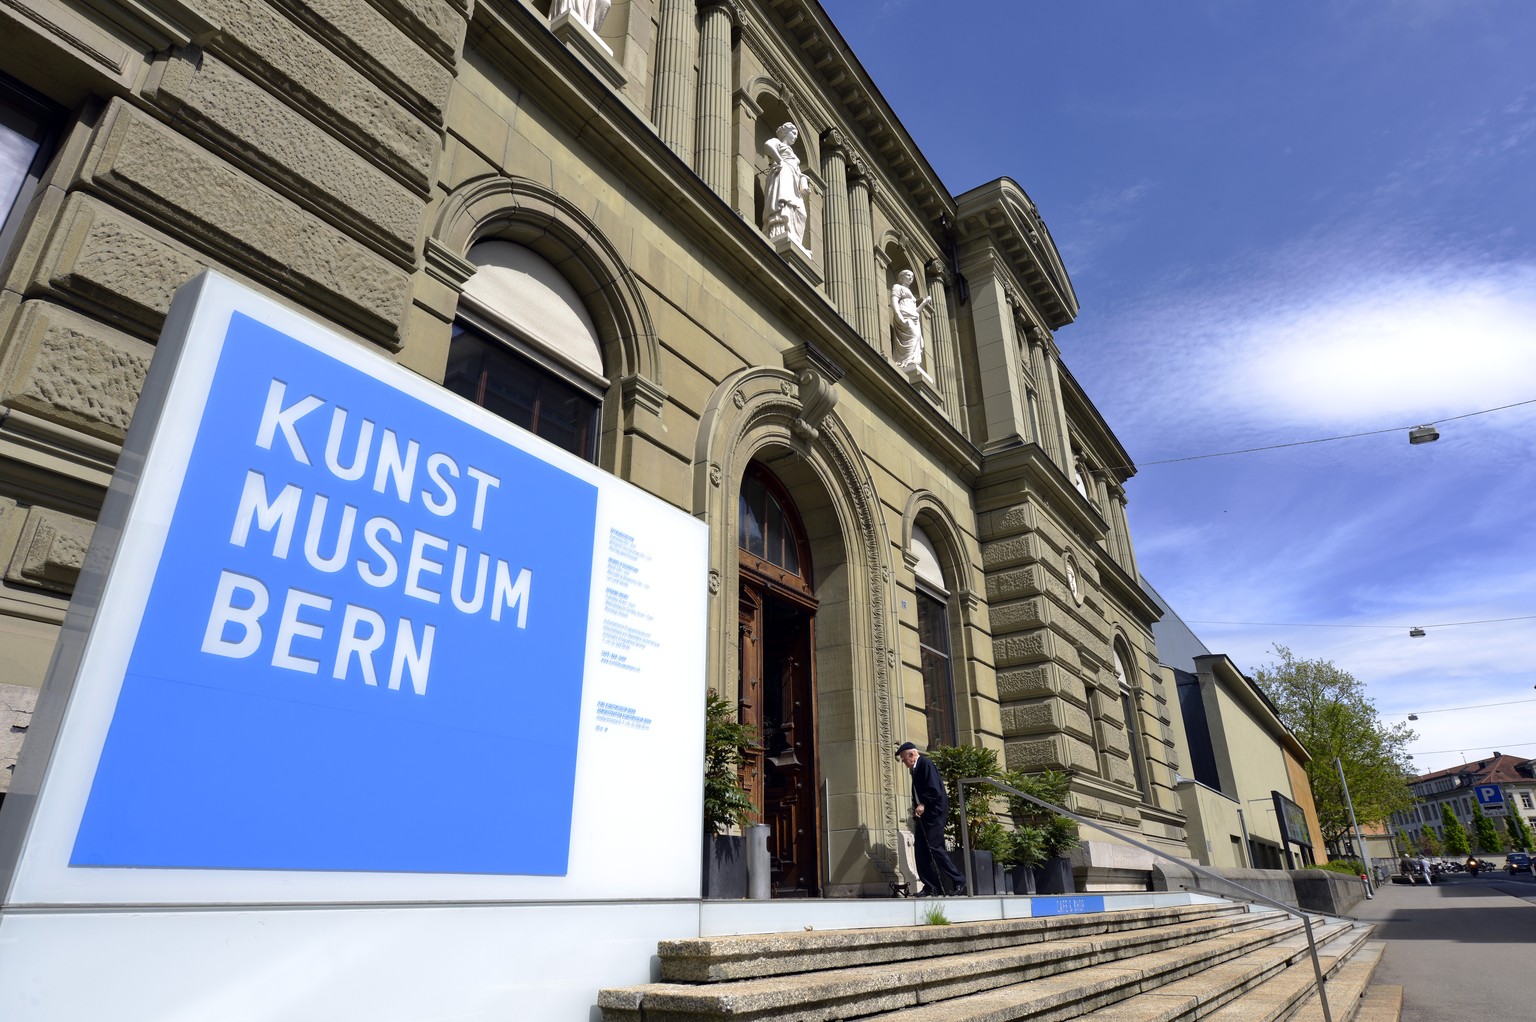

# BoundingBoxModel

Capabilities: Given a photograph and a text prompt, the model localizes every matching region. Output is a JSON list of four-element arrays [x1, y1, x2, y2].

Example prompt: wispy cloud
[[1061, 180, 1157, 275]]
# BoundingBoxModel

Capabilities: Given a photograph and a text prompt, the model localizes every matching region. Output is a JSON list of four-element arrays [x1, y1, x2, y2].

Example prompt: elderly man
[[896, 741, 967, 896]]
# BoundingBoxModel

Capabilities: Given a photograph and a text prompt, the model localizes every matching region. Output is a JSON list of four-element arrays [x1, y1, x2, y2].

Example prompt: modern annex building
[[0, 0, 1188, 894]]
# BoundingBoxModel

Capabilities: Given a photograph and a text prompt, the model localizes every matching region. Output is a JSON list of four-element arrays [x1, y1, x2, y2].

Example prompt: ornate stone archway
[[693, 364, 905, 891]]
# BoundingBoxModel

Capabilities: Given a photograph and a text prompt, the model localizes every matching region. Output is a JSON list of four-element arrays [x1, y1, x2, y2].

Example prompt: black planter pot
[[967, 849, 995, 895], [1034, 855, 1075, 894], [703, 834, 747, 899], [1008, 864, 1037, 895]]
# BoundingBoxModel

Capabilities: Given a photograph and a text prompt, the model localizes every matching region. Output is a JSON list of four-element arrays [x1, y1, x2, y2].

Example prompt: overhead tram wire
[[1102, 397, 1536, 472], [1409, 740, 1536, 757], [1182, 614, 1536, 630], [1399, 697, 1536, 716]]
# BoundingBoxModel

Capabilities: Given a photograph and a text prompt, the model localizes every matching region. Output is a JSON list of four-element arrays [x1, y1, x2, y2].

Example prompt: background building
[[0, 0, 1187, 891], [1150, 586, 1326, 869], [1391, 753, 1536, 853]]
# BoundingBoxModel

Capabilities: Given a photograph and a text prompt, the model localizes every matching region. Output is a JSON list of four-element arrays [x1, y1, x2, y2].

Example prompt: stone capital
[[820, 127, 848, 157], [924, 257, 951, 287], [695, 0, 739, 24]]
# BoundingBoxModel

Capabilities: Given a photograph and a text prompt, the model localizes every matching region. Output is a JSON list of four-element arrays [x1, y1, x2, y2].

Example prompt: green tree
[[1396, 827, 1414, 856], [702, 692, 757, 837], [1440, 804, 1471, 856], [1251, 645, 1417, 847], [1419, 827, 1442, 857], [1505, 813, 1534, 853], [1472, 805, 1506, 854], [926, 744, 1003, 847]]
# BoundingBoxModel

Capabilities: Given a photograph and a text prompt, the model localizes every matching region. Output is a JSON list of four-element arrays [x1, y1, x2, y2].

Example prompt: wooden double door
[[737, 579, 819, 896]]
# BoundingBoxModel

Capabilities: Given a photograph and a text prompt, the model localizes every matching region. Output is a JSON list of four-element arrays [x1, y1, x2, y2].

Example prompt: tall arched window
[[912, 524, 957, 749], [446, 241, 606, 462], [1115, 644, 1151, 800]]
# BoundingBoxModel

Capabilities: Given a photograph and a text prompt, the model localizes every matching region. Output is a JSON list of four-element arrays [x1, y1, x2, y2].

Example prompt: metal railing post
[[956, 776, 1334, 1022], [957, 780, 975, 896]]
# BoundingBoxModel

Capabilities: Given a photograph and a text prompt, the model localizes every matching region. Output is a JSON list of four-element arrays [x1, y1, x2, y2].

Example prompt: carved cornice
[[759, 0, 954, 227], [955, 177, 1078, 329]]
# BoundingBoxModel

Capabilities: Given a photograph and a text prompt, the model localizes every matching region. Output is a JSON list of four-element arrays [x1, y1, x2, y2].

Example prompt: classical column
[[653, 0, 698, 162], [820, 129, 854, 315], [1023, 317, 1062, 464], [1036, 327, 1074, 470], [1112, 489, 1141, 579], [846, 158, 882, 347], [924, 259, 961, 420], [1024, 324, 1071, 470], [695, 0, 736, 197]]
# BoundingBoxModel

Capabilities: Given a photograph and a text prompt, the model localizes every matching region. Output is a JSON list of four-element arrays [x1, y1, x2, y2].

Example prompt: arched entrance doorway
[[737, 462, 819, 896]]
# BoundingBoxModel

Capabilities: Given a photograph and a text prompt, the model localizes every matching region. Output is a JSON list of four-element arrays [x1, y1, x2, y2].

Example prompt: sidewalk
[[1349, 871, 1536, 1021]]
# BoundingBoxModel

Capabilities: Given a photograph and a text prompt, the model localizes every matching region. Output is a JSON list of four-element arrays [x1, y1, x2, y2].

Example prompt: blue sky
[[821, 0, 1536, 774]]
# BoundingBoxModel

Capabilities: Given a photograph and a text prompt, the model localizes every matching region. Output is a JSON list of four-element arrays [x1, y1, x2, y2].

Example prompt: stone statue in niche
[[890, 269, 932, 370], [763, 122, 813, 257], [551, 0, 611, 34]]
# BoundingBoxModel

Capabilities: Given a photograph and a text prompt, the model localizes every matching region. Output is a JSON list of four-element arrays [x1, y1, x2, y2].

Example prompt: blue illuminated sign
[[1031, 895, 1104, 916], [71, 311, 598, 874]]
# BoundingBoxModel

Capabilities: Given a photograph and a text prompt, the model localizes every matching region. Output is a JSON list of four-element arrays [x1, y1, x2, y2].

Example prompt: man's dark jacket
[[909, 754, 949, 818]]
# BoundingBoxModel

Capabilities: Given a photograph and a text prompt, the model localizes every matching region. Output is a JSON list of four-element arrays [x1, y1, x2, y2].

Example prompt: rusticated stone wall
[[0, 0, 469, 767]]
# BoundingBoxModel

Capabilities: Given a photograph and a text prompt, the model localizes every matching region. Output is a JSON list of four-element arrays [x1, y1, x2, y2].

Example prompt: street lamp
[[1409, 627, 1426, 637], [1409, 425, 1440, 445]]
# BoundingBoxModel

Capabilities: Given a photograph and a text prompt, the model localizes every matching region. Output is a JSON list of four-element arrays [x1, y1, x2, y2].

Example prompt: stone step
[[1070, 920, 1364, 1022], [657, 903, 1249, 982], [1285, 942, 1385, 1022], [1199, 924, 1372, 1022], [848, 919, 1311, 1022], [1351, 985, 1402, 1022], [599, 910, 1298, 1022]]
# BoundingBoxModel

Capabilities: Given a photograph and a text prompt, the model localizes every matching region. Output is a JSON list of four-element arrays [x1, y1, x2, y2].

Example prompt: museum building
[[0, 0, 1188, 894]]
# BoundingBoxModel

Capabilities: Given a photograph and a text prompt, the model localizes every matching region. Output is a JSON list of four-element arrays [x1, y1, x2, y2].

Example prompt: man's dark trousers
[[913, 813, 967, 895]]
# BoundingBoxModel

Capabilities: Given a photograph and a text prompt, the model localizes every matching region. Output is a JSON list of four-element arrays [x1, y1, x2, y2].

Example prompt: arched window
[[738, 466, 810, 587], [1115, 644, 1151, 800], [912, 524, 957, 749], [445, 241, 606, 462]]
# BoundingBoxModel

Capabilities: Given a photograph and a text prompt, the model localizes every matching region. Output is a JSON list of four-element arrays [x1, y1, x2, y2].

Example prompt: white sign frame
[[0, 271, 710, 909]]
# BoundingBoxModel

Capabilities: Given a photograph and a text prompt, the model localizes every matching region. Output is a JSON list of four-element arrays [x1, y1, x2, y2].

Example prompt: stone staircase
[[598, 902, 1399, 1022]]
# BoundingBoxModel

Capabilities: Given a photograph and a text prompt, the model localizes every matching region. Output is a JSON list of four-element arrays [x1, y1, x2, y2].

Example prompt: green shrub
[[1319, 859, 1365, 876]]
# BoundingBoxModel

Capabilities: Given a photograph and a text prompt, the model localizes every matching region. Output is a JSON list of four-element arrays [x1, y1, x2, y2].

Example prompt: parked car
[[1505, 852, 1533, 875]]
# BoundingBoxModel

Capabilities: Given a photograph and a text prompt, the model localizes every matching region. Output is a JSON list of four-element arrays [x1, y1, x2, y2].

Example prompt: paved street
[[1350, 869, 1536, 1021]]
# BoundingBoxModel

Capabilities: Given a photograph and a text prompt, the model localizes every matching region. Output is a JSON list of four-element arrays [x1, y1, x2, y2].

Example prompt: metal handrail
[[956, 776, 1334, 1022]]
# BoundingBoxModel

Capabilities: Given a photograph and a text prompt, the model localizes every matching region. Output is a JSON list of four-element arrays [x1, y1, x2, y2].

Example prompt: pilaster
[[819, 129, 853, 316], [846, 158, 881, 348], [924, 258, 960, 424], [653, 0, 698, 161], [694, 0, 736, 197]]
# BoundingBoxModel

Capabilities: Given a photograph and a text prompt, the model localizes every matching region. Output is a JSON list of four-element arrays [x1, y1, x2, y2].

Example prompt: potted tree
[[928, 744, 1005, 895], [1003, 824, 1048, 894], [702, 691, 758, 899], [1002, 768, 1080, 894]]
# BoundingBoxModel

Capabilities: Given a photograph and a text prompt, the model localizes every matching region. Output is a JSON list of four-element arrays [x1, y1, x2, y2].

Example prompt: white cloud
[[1210, 263, 1536, 425]]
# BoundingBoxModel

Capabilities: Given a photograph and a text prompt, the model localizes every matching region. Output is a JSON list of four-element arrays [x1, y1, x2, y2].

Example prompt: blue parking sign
[[1474, 785, 1507, 816]]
